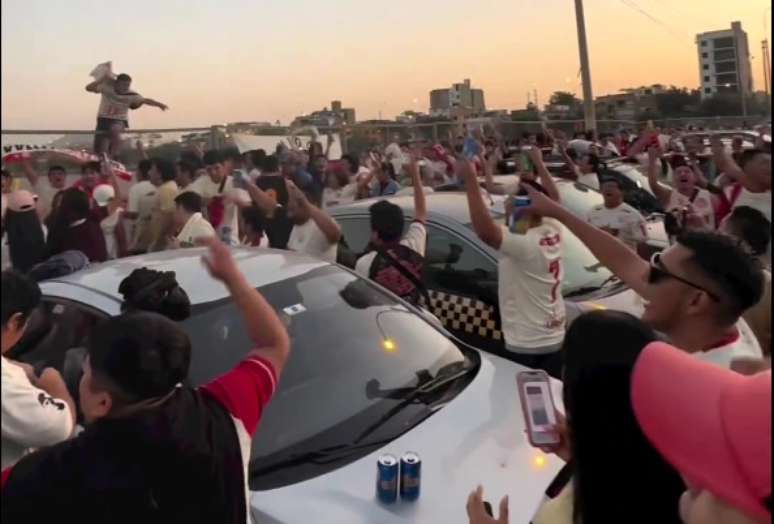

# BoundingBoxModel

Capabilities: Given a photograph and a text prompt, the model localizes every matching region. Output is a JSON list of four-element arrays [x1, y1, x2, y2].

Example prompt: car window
[[424, 224, 498, 306], [179, 266, 470, 490], [337, 216, 372, 267]]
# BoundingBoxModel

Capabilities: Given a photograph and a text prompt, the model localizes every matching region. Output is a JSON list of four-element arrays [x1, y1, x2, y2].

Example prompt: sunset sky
[[1, 0, 770, 129]]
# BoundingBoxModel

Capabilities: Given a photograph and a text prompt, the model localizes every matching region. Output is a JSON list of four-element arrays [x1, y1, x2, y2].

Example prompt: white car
[[11, 248, 565, 523]]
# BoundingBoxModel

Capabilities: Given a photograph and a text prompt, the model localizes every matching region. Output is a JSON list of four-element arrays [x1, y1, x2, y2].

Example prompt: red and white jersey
[[693, 319, 763, 369], [498, 219, 566, 350], [667, 188, 715, 229], [587, 202, 647, 251]]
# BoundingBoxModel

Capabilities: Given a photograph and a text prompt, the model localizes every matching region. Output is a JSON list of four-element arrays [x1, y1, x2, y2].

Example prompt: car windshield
[[180, 265, 470, 490]]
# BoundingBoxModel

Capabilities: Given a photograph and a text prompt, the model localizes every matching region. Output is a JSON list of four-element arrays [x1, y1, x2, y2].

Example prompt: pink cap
[[632, 342, 771, 522], [7, 189, 37, 213]]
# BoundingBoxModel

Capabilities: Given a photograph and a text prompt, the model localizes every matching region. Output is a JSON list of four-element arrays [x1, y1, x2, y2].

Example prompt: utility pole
[[573, 0, 596, 131], [763, 40, 771, 97]]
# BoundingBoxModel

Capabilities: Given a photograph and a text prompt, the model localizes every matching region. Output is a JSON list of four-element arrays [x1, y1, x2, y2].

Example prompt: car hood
[[249, 353, 564, 524]]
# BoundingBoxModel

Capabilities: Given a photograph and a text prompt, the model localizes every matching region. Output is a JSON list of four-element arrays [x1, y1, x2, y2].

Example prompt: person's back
[[47, 188, 108, 263], [4, 191, 47, 273], [2, 239, 290, 523]]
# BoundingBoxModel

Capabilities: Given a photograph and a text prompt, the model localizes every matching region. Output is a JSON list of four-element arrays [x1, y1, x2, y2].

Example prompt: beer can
[[376, 454, 399, 503], [399, 452, 421, 501]]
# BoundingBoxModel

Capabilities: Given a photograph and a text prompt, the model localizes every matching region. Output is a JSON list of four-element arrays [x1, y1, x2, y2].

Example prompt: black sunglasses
[[648, 252, 720, 302]]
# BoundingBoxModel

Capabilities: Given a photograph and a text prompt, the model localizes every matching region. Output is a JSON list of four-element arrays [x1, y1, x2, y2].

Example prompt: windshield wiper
[[564, 274, 621, 298]]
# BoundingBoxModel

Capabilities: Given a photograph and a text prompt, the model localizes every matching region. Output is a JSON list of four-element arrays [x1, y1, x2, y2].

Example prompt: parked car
[[331, 192, 648, 355], [9, 247, 565, 524]]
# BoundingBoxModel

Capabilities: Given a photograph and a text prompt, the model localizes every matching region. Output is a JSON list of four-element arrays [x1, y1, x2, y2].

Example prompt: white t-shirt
[[96, 84, 144, 121], [731, 187, 772, 222], [1, 356, 74, 469], [355, 222, 427, 277], [176, 212, 216, 247], [127, 180, 157, 217], [692, 320, 763, 369], [187, 175, 249, 246], [287, 219, 338, 263], [587, 202, 647, 250], [498, 220, 566, 351], [667, 188, 715, 229], [100, 207, 123, 259], [577, 172, 600, 190], [323, 184, 358, 209]]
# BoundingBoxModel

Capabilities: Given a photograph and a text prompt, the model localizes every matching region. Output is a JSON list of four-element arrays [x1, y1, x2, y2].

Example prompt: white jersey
[[498, 220, 566, 351], [667, 188, 715, 229], [693, 319, 763, 369], [587, 202, 647, 250], [187, 175, 250, 246], [287, 219, 338, 263], [176, 212, 216, 247]]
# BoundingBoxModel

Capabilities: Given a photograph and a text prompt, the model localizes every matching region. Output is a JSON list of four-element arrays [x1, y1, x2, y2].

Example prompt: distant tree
[[549, 91, 581, 107], [655, 87, 701, 117], [699, 94, 742, 116]]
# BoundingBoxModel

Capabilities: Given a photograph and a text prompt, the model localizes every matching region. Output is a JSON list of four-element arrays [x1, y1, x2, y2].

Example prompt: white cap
[[93, 184, 115, 207]]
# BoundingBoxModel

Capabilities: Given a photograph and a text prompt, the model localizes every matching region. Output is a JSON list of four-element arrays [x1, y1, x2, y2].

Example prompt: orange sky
[[1, 0, 771, 129]]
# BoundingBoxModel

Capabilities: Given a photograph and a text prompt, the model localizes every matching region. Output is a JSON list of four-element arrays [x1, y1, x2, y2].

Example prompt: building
[[696, 22, 753, 100], [291, 100, 357, 128], [594, 88, 659, 121], [429, 79, 486, 117]]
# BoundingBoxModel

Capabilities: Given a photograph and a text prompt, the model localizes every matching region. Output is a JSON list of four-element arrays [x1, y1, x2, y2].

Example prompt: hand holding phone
[[517, 370, 561, 448], [463, 136, 481, 161]]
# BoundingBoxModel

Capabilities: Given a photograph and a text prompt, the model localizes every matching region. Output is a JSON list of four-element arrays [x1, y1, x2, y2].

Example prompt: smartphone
[[509, 196, 531, 233], [463, 136, 481, 161], [517, 370, 560, 448], [232, 170, 247, 190], [519, 148, 533, 173]]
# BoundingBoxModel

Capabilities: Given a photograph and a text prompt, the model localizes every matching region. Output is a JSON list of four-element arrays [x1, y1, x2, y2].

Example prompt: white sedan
[[12, 248, 564, 523]]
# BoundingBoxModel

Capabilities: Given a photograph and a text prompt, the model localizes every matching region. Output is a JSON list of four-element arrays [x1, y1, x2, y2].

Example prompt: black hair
[[341, 154, 359, 175], [57, 187, 90, 224], [562, 310, 684, 524], [178, 151, 203, 171], [174, 191, 203, 214], [81, 161, 101, 174], [221, 147, 242, 164], [150, 157, 176, 182], [598, 177, 622, 190], [249, 149, 267, 170], [380, 162, 398, 180], [369, 200, 404, 243], [4, 210, 46, 273], [241, 205, 266, 235], [87, 312, 191, 403], [202, 149, 224, 167], [669, 154, 688, 170], [116, 73, 132, 82], [724, 206, 772, 257], [583, 152, 600, 172], [262, 154, 279, 173], [1, 270, 41, 328], [176, 158, 200, 177], [516, 180, 549, 197], [677, 230, 765, 323], [48, 165, 66, 176], [137, 159, 152, 180], [1, 169, 10, 178]]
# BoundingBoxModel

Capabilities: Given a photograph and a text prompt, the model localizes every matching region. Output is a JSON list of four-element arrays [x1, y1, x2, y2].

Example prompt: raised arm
[[710, 136, 744, 183], [141, 98, 169, 111], [557, 141, 581, 180], [407, 155, 427, 224], [523, 185, 650, 297], [100, 154, 124, 201], [324, 133, 334, 160], [245, 180, 280, 216], [462, 158, 502, 250], [647, 146, 673, 207], [288, 182, 341, 244], [482, 150, 507, 195], [20, 160, 40, 188], [198, 237, 290, 373], [528, 146, 560, 202], [85, 77, 112, 93]]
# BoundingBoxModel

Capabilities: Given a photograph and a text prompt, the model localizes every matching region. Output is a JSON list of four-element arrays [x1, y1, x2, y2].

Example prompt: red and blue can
[[376, 454, 399, 503], [399, 452, 421, 501]]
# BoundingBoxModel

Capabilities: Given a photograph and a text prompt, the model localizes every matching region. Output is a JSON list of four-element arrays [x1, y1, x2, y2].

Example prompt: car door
[[423, 223, 504, 353]]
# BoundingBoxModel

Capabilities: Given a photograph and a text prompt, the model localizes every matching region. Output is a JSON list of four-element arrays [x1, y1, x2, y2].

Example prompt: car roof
[[43, 247, 330, 306]]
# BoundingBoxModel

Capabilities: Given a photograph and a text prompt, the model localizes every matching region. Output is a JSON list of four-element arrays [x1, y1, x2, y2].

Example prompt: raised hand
[[197, 237, 240, 284], [466, 485, 509, 524]]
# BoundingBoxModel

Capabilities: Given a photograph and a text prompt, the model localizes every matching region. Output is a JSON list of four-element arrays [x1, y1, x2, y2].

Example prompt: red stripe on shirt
[[200, 355, 277, 437]]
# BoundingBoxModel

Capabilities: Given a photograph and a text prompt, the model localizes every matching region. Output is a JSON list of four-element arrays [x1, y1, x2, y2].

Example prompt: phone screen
[[520, 376, 559, 446], [519, 152, 533, 173]]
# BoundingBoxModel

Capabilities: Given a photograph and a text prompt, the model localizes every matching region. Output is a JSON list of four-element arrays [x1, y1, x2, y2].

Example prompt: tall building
[[291, 100, 356, 128], [429, 79, 486, 117], [696, 21, 753, 100]]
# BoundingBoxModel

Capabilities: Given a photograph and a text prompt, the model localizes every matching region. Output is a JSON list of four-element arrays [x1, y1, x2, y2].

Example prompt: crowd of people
[[0, 113, 771, 524]]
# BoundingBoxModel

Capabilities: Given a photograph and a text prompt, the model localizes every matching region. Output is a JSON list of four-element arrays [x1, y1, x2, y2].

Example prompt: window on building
[[704, 76, 711, 82], [713, 37, 734, 48], [716, 73, 739, 85], [703, 64, 710, 70], [701, 40, 708, 47], [715, 62, 737, 73], [714, 49, 736, 61], [702, 52, 709, 58], [705, 88, 712, 94]]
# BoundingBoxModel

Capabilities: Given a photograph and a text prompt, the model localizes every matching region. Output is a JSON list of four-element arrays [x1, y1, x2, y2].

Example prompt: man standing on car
[[355, 154, 427, 307], [463, 156, 566, 378], [86, 72, 168, 158], [1, 271, 75, 469], [1, 238, 290, 523]]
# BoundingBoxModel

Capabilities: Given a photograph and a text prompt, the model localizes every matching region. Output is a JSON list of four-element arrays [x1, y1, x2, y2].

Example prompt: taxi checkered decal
[[422, 291, 503, 341]]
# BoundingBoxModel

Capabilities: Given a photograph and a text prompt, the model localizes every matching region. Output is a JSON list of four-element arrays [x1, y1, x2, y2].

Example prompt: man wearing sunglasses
[[523, 185, 765, 369]]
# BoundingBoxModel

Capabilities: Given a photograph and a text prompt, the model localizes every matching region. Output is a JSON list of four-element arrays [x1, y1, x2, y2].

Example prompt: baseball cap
[[92, 184, 115, 207], [632, 342, 771, 522], [8, 189, 38, 212]]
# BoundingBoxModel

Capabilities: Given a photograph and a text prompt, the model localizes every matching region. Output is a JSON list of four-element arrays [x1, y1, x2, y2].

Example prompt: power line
[[617, 0, 692, 43]]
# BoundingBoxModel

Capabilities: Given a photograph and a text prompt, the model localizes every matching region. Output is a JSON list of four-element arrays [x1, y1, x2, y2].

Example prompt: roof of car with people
[[42, 247, 329, 305]]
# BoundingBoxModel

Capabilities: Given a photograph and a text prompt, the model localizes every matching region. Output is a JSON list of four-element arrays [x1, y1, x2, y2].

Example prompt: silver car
[[11, 248, 565, 523]]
